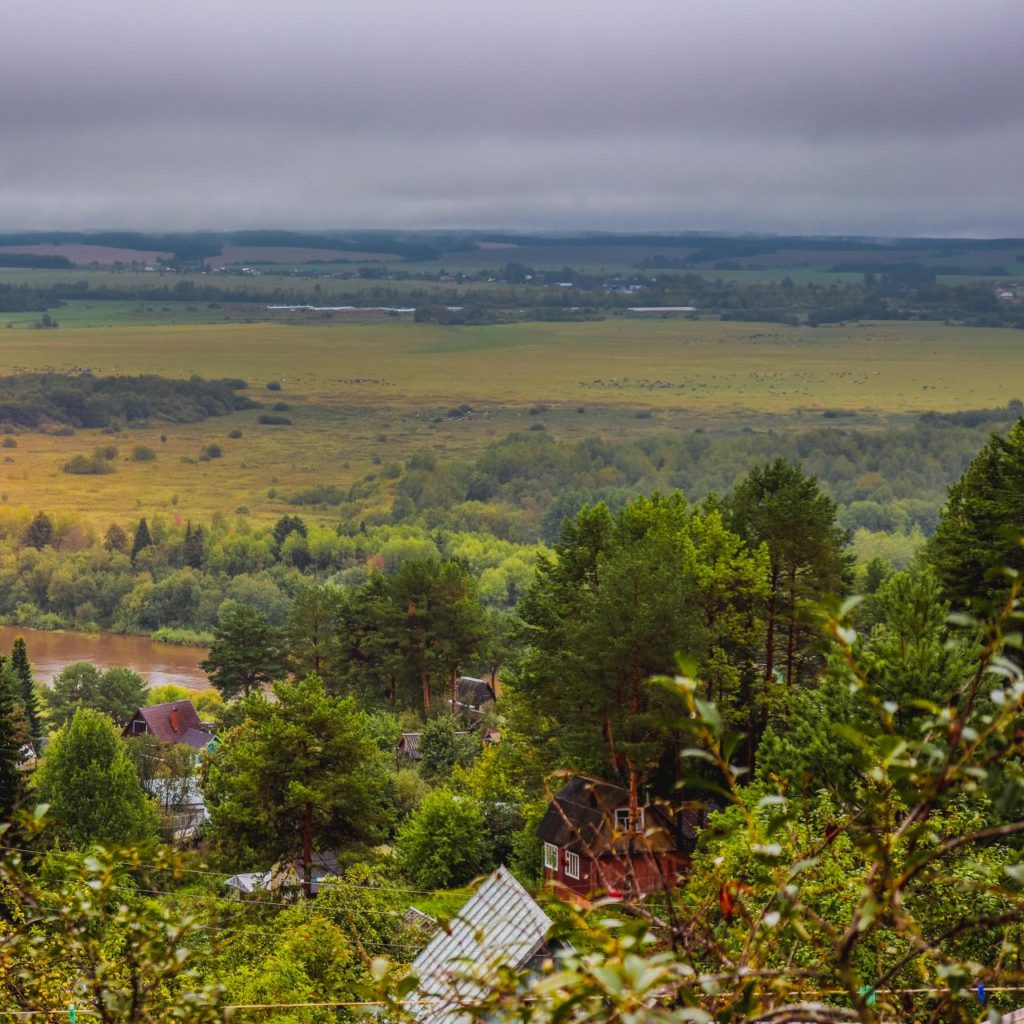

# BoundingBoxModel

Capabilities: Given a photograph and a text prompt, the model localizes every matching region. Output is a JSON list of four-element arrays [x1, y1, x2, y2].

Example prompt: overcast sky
[[1, 0, 1022, 236]]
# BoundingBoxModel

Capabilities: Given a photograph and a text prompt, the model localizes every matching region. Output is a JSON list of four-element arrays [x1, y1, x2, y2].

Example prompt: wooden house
[[123, 699, 212, 751], [536, 775, 702, 899]]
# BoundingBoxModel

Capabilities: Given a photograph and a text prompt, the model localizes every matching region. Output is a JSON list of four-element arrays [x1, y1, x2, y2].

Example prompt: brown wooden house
[[536, 775, 702, 899]]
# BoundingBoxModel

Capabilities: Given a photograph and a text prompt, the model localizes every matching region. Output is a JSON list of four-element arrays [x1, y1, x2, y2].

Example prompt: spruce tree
[[930, 418, 1024, 607], [24, 511, 54, 550], [0, 661, 24, 819], [130, 516, 153, 563], [10, 637, 41, 746]]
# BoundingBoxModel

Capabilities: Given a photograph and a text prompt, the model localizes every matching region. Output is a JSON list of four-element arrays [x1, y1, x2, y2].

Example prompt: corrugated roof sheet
[[411, 866, 552, 1024]]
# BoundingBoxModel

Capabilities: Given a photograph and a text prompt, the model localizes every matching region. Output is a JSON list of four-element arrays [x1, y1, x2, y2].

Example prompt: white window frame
[[615, 807, 644, 832], [565, 851, 580, 879], [543, 842, 559, 871]]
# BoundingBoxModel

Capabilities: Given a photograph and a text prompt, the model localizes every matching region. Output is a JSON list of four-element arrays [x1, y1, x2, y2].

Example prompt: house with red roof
[[123, 699, 212, 751]]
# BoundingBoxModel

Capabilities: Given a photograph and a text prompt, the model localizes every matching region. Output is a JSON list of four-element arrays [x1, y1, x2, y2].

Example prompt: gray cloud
[[1, 0, 1022, 233]]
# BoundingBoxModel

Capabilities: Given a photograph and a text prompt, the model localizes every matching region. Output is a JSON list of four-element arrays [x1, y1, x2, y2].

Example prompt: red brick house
[[123, 699, 212, 751], [537, 776, 702, 899]]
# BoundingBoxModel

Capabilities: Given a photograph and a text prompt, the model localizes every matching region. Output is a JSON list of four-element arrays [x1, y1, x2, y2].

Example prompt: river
[[0, 625, 211, 690]]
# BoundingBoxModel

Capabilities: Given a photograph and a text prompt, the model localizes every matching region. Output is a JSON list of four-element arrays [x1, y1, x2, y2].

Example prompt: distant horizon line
[[1, 227, 1023, 243]]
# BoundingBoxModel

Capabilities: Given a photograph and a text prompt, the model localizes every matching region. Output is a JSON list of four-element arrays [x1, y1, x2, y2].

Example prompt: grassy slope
[[0, 317, 1020, 527]]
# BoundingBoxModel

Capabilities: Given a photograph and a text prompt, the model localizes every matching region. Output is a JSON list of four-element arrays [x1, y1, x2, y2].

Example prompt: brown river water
[[0, 625, 210, 690]]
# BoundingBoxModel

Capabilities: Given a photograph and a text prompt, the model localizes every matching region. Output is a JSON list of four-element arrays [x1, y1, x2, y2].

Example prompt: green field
[[0, 317, 1021, 526]]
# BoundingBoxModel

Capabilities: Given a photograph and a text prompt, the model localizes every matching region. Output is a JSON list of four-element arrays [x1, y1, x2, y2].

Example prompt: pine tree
[[728, 458, 853, 689], [130, 516, 153, 563], [10, 637, 41, 746], [0, 661, 24, 819]]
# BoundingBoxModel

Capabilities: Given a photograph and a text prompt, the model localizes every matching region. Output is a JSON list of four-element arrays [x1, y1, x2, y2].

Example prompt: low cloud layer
[[2, 0, 1022, 235]]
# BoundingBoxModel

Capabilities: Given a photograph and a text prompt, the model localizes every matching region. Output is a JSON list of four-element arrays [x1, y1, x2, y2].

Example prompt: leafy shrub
[[266, 380, 282, 391], [286, 484, 344, 506], [258, 414, 292, 426], [227, 429, 243, 439], [64, 453, 115, 475], [203, 444, 223, 459], [1, 437, 16, 448], [271, 402, 290, 412], [96, 445, 118, 460], [396, 789, 489, 889], [130, 445, 156, 462]]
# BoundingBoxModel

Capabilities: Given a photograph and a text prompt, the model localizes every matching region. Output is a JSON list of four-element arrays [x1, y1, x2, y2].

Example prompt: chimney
[[169, 707, 181, 733]]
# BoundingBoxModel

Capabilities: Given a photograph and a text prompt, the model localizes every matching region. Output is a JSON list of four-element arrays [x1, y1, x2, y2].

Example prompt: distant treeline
[[318, 404, 1024, 547], [0, 230, 449, 264], [0, 373, 255, 431], [0, 254, 73, 269], [0, 511, 541, 634], [2, 229, 1022, 269]]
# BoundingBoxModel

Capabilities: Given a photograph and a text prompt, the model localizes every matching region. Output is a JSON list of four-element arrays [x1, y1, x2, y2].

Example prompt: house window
[[615, 808, 644, 832], [543, 843, 559, 871], [565, 852, 580, 879]]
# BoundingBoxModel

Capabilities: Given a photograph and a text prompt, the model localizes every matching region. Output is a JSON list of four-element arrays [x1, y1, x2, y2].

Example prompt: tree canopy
[[201, 675, 393, 891], [930, 417, 1024, 607], [43, 662, 148, 728], [32, 707, 159, 846]]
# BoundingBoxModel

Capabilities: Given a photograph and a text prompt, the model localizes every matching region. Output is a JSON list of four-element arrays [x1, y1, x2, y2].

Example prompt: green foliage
[[215, 901, 366, 1024], [63, 452, 116, 475], [44, 661, 148, 728], [396, 787, 489, 889], [418, 714, 479, 782], [393, 766, 430, 818], [729, 457, 853, 689], [930, 417, 1024, 606], [0, 371, 254, 431], [0, 837, 223, 1022], [24, 510, 54, 549], [0, 661, 23, 818], [130, 444, 157, 461], [201, 675, 393, 870], [284, 585, 344, 689], [131, 514, 153, 562], [32, 708, 160, 845], [517, 493, 767, 779], [201, 604, 284, 700], [340, 557, 487, 714], [11, 635, 42, 745]]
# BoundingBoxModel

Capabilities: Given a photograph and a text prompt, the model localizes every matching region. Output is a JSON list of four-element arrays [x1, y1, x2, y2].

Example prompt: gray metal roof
[[411, 866, 552, 1024]]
